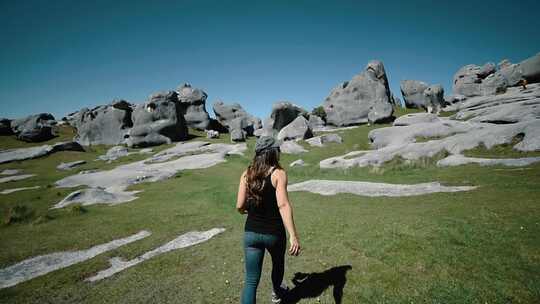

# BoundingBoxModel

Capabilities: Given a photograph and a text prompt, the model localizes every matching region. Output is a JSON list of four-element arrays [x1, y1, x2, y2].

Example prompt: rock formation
[[270, 102, 308, 130], [322, 60, 394, 126], [72, 100, 133, 146], [277, 116, 313, 141], [10, 113, 57, 142], [176, 83, 211, 130], [0, 118, 13, 135], [212, 101, 261, 141], [125, 91, 188, 147]]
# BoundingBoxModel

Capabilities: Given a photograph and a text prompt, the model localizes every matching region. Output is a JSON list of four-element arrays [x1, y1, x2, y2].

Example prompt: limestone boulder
[[277, 116, 313, 141], [305, 133, 342, 147], [73, 100, 133, 146], [481, 72, 508, 95], [280, 140, 307, 154], [423, 84, 445, 114], [307, 114, 325, 130], [11, 113, 57, 142], [401, 80, 428, 108], [323, 61, 394, 126], [452, 64, 483, 97], [176, 83, 211, 130], [270, 101, 308, 130], [212, 101, 261, 135], [519, 52, 540, 83], [125, 91, 188, 147], [498, 63, 523, 86], [229, 116, 249, 142]]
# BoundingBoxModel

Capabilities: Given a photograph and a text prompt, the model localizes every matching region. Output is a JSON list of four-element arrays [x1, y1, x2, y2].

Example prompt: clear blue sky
[[1, 0, 539, 120]]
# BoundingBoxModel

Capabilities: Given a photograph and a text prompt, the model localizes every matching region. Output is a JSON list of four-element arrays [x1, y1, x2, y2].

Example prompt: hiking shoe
[[271, 283, 289, 303]]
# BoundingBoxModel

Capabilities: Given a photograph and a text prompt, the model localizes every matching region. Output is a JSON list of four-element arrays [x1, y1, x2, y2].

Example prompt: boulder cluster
[[2, 52, 539, 152]]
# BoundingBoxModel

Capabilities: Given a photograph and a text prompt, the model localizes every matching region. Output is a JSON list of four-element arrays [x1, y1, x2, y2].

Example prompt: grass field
[[1, 110, 540, 303]]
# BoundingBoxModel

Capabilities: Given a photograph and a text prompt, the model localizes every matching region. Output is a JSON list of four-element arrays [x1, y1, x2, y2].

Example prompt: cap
[[255, 136, 281, 154]]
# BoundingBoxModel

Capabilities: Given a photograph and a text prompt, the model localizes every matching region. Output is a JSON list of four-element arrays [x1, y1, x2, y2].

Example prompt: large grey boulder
[[307, 114, 325, 130], [400, 80, 428, 108], [11, 113, 57, 142], [452, 64, 484, 97], [73, 100, 133, 146], [280, 140, 308, 154], [98, 146, 129, 161], [229, 116, 249, 142], [323, 61, 394, 126], [423, 84, 445, 114], [520, 52, 540, 83], [212, 101, 261, 135], [498, 63, 523, 86], [478, 62, 496, 79], [270, 101, 308, 130], [125, 91, 188, 148], [176, 83, 211, 130], [277, 116, 313, 141], [305, 133, 342, 147], [481, 72, 508, 95], [0, 118, 12, 136]]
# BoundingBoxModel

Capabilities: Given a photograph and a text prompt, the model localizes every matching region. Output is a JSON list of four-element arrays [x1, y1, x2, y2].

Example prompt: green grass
[[1, 113, 539, 303]]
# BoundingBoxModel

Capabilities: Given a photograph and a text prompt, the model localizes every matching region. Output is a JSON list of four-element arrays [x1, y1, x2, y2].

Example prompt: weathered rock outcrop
[[125, 91, 188, 147], [212, 101, 261, 139], [270, 102, 308, 130], [0, 141, 84, 164], [305, 133, 342, 147], [73, 100, 133, 146], [423, 84, 445, 114], [520, 52, 540, 83], [11, 113, 57, 142], [277, 116, 313, 141], [176, 83, 211, 130], [400, 80, 428, 108], [323, 60, 393, 126]]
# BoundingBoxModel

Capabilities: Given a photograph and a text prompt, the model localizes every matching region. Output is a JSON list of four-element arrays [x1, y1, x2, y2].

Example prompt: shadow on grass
[[283, 265, 352, 304]]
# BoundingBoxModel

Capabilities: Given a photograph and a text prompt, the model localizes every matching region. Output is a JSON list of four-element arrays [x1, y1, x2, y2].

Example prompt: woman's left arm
[[236, 171, 248, 214]]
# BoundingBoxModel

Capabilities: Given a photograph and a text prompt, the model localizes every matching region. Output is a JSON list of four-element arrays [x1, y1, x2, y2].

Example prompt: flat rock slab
[[288, 180, 476, 197], [0, 141, 84, 164], [0, 230, 150, 289], [54, 141, 246, 207], [86, 228, 225, 282], [305, 133, 343, 147], [290, 159, 307, 167], [1, 186, 40, 195], [52, 188, 139, 209], [57, 160, 86, 171], [437, 154, 540, 167], [280, 141, 308, 154], [312, 125, 359, 133], [0, 169, 20, 176], [0, 174, 35, 184]]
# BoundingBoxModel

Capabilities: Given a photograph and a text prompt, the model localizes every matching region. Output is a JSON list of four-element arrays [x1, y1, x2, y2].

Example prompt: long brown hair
[[246, 147, 282, 206]]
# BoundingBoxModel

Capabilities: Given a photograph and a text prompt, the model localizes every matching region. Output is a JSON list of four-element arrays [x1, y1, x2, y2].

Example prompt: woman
[[236, 136, 301, 304]]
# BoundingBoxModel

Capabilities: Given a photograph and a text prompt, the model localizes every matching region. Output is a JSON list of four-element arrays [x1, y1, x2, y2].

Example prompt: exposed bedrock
[[323, 60, 394, 126], [212, 101, 261, 138], [277, 116, 313, 141], [125, 91, 188, 148], [54, 141, 246, 207], [270, 101, 308, 131], [321, 119, 540, 169], [0, 141, 84, 164], [288, 180, 476, 197], [72, 100, 134, 146], [10, 113, 57, 142], [176, 83, 211, 130]]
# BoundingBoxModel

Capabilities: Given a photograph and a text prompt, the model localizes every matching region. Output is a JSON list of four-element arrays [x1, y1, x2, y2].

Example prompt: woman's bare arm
[[236, 170, 248, 214], [274, 169, 301, 255]]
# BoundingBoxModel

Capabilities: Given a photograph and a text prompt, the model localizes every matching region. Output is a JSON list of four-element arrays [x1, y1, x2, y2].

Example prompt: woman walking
[[236, 136, 301, 304]]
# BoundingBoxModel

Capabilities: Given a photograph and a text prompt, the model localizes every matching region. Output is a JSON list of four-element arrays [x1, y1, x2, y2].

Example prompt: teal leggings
[[241, 231, 286, 304]]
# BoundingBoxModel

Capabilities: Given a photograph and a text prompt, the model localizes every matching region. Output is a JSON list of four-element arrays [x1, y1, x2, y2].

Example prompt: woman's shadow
[[282, 265, 352, 304]]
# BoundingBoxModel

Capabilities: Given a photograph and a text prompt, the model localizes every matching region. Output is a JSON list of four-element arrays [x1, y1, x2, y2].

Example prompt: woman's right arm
[[275, 169, 301, 256]]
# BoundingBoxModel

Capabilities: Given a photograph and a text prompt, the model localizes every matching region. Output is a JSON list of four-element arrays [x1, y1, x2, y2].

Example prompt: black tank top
[[244, 167, 286, 236]]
